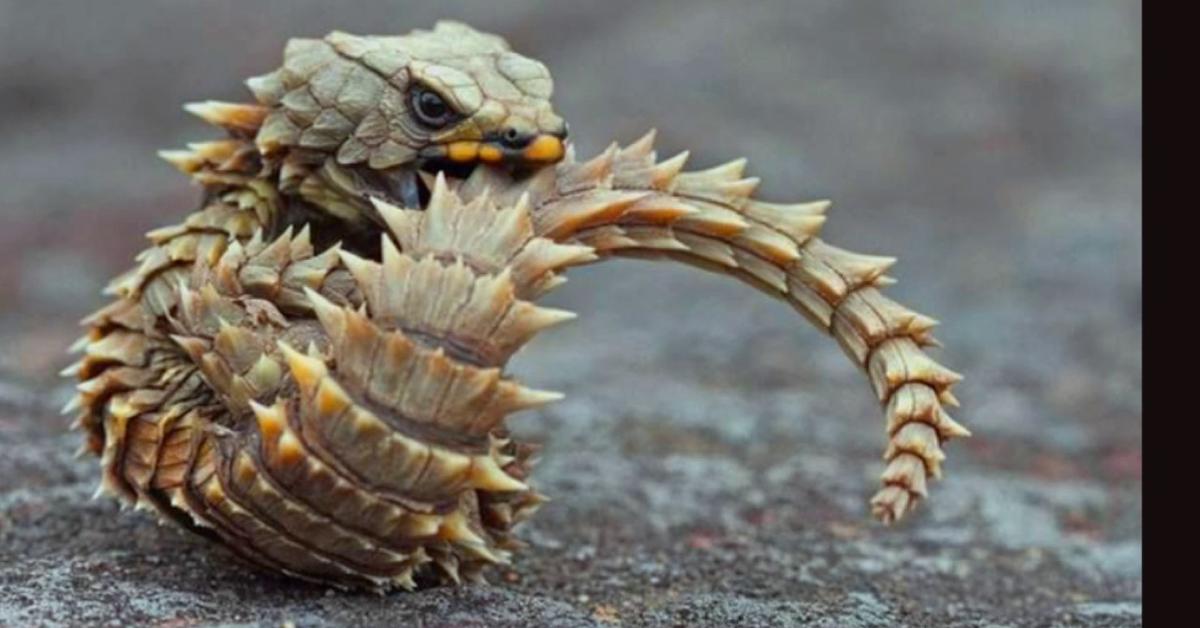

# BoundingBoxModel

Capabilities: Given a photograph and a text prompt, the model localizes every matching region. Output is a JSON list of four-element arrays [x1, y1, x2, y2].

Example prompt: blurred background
[[0, 1, 1140, 626]]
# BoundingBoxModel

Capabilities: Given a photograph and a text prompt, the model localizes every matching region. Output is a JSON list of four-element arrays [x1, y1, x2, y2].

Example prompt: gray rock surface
[[0, 1, 1141, 626]]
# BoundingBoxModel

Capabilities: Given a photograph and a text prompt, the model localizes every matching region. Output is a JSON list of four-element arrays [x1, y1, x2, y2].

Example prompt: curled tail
[[447, 132, 969, 523]]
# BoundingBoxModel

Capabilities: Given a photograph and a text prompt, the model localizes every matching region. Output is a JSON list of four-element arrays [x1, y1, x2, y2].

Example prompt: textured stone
[[0, 0, 1140, 625]]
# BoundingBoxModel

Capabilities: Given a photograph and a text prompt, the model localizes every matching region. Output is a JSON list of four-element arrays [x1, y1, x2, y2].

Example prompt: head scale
[[246, 21, 567, 171]]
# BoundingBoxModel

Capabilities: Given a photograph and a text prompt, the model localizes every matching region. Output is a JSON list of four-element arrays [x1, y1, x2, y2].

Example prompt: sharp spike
[[303, 287, 345, 337], [60, 395, 82, 415], [404, 513, 442, 538], [276, 341, 327, 397], [68, 334, 92, 354], [315, 377, 353, 419], [467, 456, 529, 493], [744, 201, 830, 242], [427, 171, 456, 212], [392, 568, 417, 591], [439, 511, 508, 564], [683, 157, 748, 182], [873, 276, 898, 287], [621, 129, 657, 158], [520, 305, 578, 333], [649, 151, 690, 188], [183, 101, 268, 132], [249, 399, 285, 442], [337, 250, 380, 294], [371, 197, 418, 246], [244, 71, 285, 105], [157, 150, 200, 173], [568, 143, 619, 186], [59, 360, 84, 378], [511, 386, 565, 410], [292, 224, 314, 257], [246, 353, 283, 394], [439, 511, 485, 546], [276, 431, 305, 465], [938, 412, 972, 439]]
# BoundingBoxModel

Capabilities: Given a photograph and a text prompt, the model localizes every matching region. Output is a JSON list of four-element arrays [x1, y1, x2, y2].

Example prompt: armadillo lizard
[[64, 21, 968, 589]]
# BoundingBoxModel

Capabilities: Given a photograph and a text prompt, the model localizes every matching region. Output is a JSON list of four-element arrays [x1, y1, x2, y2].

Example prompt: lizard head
[[248, 21, 567, 178]]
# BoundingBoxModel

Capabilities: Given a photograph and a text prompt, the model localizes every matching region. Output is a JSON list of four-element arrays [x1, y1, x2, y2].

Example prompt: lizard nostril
[[500, 128, 531, 149]]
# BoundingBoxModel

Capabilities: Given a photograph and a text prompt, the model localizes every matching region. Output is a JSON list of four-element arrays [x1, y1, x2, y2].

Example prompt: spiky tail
[[451, 132, 969, 523]]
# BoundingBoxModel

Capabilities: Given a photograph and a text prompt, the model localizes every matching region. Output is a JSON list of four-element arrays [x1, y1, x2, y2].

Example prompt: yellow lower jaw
[[444, 140, 502, 164], [522, 135, 564, 162], [442, 135, 565, 165], [446, 141, 480, 163], [478, 145, 504, 163]]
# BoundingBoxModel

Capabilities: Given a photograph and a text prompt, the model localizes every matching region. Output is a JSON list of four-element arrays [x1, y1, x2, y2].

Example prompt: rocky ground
[[0, 1, 1141, 626]]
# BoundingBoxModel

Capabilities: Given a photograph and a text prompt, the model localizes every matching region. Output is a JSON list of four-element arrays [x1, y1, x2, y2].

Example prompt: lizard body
[[66, 21, 966, 589]]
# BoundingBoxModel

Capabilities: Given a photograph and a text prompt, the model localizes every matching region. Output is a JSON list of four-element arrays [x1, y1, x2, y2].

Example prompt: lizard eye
[[410, 87, 457, 129]]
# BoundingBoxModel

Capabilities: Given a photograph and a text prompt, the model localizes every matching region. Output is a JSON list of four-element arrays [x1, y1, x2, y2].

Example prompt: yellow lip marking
[[523, 135, 565, 162], [452, 135, 564, 164], [478, 144, 504, 163], [446, 141, 480, 163]]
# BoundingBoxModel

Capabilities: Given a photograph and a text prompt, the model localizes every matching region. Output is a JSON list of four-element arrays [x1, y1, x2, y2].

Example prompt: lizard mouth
[[374, 134, 566, 212], [417, 133, 566, 177]]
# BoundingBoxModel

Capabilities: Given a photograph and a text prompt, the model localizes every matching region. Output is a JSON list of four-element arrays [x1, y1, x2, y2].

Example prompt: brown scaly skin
[[65, 21, 968, 590]]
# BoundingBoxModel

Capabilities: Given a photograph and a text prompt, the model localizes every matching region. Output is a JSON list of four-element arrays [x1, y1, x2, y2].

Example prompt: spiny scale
[[75, 176, 581, 589], [67, 22, 966, 590]]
